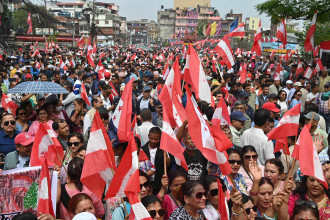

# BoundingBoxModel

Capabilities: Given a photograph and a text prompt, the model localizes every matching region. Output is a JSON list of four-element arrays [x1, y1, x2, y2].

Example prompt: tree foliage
[[255, 0, 330, 24]]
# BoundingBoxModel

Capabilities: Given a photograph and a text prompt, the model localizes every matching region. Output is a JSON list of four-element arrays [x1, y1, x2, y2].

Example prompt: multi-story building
[[174, 0, 210, 9], [245, 17, 260, 31], [127, 19, 149, 44], [148, 21, 158, 44], [157, 8, 176, 43]]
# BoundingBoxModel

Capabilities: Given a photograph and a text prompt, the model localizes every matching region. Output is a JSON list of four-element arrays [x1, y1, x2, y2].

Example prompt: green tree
[[197, 19, 208, 37]]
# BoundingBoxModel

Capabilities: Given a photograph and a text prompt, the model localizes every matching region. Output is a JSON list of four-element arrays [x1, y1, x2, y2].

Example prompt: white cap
[[237, 54, 242, 58], [286, 80, 293, 84], [293, 82, 302, 87], [72, 212, 97, 220]]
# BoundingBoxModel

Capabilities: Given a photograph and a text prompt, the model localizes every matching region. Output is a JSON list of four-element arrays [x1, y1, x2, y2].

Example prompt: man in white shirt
[[283, 80, 293, 102], [62, 82, 79, 116], [241, 108, 275, 166], [83, 96, 103, 139], [98, 84, 115, 113], [306, 84, 319, 105], [138, 108, 156, 146]]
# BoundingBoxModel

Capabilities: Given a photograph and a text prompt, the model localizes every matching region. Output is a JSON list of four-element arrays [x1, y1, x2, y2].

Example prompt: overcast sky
[[110, 0, 272, 28]]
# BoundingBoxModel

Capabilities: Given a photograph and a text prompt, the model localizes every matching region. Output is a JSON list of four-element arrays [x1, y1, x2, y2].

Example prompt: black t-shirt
[[184, 149, 208, 181]]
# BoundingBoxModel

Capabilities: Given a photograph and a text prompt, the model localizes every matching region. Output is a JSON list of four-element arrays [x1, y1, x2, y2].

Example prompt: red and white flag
[[267, 103, 300, 140], [106, 133, 139, 198], [212, 55, 218, 73], [32, 49, 40, 58], [30, 122, 64, 167], [296, 60, 304, 75], [27, 13, 33, 35], [93, 41, 97, 54], [314, 58, 324, 74], [292, 124, 328, 189], [59, 58, 65, 69], [110, 78, 133, 142], [228, 22, 245, 38], [270, 50, 276, 59], [95, 59, 106, 80], [185, 44, 215, 106], [37, 159, 55, 218], [211, 97, 231, 127], [251, 20, 262, 55], [214, 35, 235, 69], [108, 81, 119, 101], [186, 86, 231, 175], [87, 44, 95, 67], [159, 57, 186, 128], [162, 63, 170, 79], [77, 35, 84, 48], [80, 83, 91, 106], [130, 53, 137, 61], [304, 11, 317, 52], [132, 115, 141, 141], [276, 20, 287, 47], [313, 44, 320, 57], [2, 93, 19, 116], [238, 63, 247, 84], [160, 107, 188, 170], [81, 111, 117, 199], [303, 66, 314, 79], [217, 179, 230, 220]]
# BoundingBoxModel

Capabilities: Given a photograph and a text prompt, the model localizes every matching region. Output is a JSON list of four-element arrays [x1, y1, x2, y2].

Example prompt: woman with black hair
[[169, 181, 207, 220], [291, 199, 319, 220], [57, 157, 104, 220], [288, 175, 330, 219]]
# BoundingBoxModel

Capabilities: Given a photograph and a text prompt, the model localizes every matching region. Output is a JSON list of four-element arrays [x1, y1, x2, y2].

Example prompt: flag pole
[[56, 152, 68, 175], [163, 151, 167, 176], [282, 143, 290, 173]]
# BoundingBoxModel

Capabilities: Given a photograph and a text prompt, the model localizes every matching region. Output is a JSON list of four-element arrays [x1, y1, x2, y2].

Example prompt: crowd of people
[[0, 43, 329, 220]]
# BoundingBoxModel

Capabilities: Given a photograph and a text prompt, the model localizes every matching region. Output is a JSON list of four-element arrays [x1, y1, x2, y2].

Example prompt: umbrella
[[7, 81, 69, 94]]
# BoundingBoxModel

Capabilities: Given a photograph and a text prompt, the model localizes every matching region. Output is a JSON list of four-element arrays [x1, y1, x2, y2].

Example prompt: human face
[[243, 151, 258, 169], [184, 184, 206, 210], [58, 122, 69, 137], [262, 87, 269, 95], [257, 183, 274, 209], [279, 91, 287, 101], [170, 176, 186, 198], [232, 120, 245, 131], [143, 90, 151, 99], [306, 176, 324, 198], [264, 121, 274, 134], [148, 133, 160, 149], [17, 143, 33, 157], [295, 92, 302, 100], [228, 153, 241, 175], [77, 150, 86, 160], [234, 104, 245, 113], [40, 74, 47, 81], [184, 133, 196, 151], [111, 77, 119, 85], [94, 97, 103, 109], [54, 74, 60, 83], [68, 136, 82, 154], [244, 86, 251, 93], [139, 176, 150, 198], [293, 210, 318, 220], [207, 182, 218, 208], [74, 199, 95, 215], [264, 163, 280, 185], [146, 202, 165, 220], [38, 110, 48, 122], [1, 115, 16, 133], [17, 109, 27, 121]]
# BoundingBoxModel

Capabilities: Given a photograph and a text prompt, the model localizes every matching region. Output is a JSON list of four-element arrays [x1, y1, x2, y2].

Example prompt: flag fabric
[[27, 13, 33, 35], [274, 138, 290, 155], [304, 11, 317, 52], [2, 93, 19, 116], [217, 179, 230, 220], [292, 124, 328, 189], [296, 60, 304, 75], [229, 17, 238, 33], [106, 133, 139, 198], [270, 50, 276, 59], [314, 58, 324, 74], [159, 57, 186, 128], [87, 45, 95, 67], [124, 170, 152, 220], [206, 23, 212, 36], [211, 97, 231, 127], [215, 21, 222, 36], [32, 49, 40, 58], [81, 111, 117, 199], [210, 22, 218, 36], [132, 115, 141, 141], [212, 55, 218, 73], [238, 63, 247, 84], [95, 59, 106, 80], [184, 45, 214, 106], [80, 83, 91, 106], [276, 20, 287, 47], [185, 86, 231, 175], [214, 35, 235, 69], [131, 53, 137, 61], [109, 78, 133, 142], [160, 107, 188, 170], [162, 63, 170, 79], [267, 103, 300, 140], [37, 159, 55, 218], [303, 66, 314, 79], [313, 44, 320, 57], [77, 35, 84, 48], [228, 22, 245, 38], [30, 122, 64, 167], [251, 20, 262, 56], [93, 41, 97, 54], [59, 59, 65, 69]]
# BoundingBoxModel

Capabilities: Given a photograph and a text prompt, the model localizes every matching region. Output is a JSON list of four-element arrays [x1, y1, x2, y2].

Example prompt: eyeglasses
[[297, 94, 302, 97], [18, 112, 27, 116], [209, 188, 218, 197], [4, 120, 16, 126], [228, 160, 242, 165], [67, 142, 80, 147], [140, 181, 151, 189], [192, 191, 208, 199], [245, 205, 258, 215], [244, 155, 258, 160], [148, 209, 166, 218], [295, 199, 317, 209]]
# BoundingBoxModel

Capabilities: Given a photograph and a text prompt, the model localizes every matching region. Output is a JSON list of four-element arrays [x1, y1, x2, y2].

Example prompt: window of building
[[78, 5, 83, 8], [65, 5, 73, 8]]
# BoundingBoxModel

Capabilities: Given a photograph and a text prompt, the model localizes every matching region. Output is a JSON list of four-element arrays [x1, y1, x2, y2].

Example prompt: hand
[[161, 175, 169, 190], [37, 212, 55, 220], [149, 98, 154, 106], [75, 105, 81, 113], [124, 214, 130, 220], [249, 160, 262, 180], [322, 163, 330, 184], [272, 191, 286, 212], [230, 188, 242, 207], [284, 176, 296, 194], [314, 133, 324, 153]]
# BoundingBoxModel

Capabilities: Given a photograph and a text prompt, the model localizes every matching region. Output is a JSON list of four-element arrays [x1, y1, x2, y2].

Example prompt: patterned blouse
[[169, 206, 206, 220]]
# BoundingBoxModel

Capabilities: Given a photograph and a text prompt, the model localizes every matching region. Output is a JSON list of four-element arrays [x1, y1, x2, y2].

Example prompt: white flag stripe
[[87, 129, 107, 153]]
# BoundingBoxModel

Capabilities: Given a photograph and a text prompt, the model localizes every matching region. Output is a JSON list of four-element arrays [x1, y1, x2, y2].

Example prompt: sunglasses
[[244, 155, 258, 160], [228, 160, 242, 165], [140, 181, 151, 189], [67, 142, 80, 147], [100, 115, 109, 120], [245, 205, 258, 215], [4, 120, 16, 126], [209, 188, 218, 197], [295, 199, 317, 209], [192, 191, 208, 199], [18, 112, 27, 116], [148, 209, 166, 218], [297, 94, 302, 97]]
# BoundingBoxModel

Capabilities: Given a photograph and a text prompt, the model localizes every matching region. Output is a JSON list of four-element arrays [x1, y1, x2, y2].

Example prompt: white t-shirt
[[149, 147, 157, 181], [140, 98, 150, 111], [306, 92, 319, 104], [17, 155, 29, 168]]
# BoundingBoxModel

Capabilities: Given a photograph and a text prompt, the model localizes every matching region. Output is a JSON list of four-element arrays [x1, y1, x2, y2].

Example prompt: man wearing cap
[[269, 77, 282, 95], [30, 61, 39, 79], [305, 112, 328, 151], [319, 67, 330, 92], [238, 91, 254, 121], [10, 63, 21, 78], [288, 82, 302, 105], [230, 111, 248, 149], [3, 132, 34, 170], [25, 73, 33, 81], [316, 83, 330, 131], [262, 102, 281, 127], [137, 86, 156, 115], [283, 80, 293, 102]]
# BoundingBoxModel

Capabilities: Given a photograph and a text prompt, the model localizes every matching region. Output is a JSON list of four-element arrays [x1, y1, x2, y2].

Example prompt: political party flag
[[214, 35, 235, 69], [251, 20, 262, 55], [80, 83, 91, 106], [304, 11, 317, 52], [276, 20, 287, 47], [27, 13, 33, 35], [229, 17, 238, 33], [228, 22, 245, 38], [2, 93, 19, 116]]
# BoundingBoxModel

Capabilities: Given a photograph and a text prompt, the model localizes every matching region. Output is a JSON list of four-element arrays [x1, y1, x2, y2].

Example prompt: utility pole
[[91, 0, 96, 44], [43, 0, 51, 36]]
